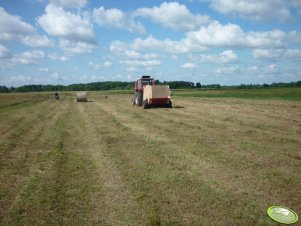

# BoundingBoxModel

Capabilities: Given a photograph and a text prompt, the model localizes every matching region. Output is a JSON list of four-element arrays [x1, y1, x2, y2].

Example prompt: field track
[[0, 92, 300, 225]]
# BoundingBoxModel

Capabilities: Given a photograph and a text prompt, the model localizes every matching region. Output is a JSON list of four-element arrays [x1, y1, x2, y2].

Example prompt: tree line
[[0, 81, 301, 93]]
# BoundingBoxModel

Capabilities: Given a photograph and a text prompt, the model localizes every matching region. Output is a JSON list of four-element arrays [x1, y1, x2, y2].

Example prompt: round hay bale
[[76, 91, 87, 102]]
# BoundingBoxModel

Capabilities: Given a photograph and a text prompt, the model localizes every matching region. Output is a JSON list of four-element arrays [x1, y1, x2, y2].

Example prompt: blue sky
[[0, 0, 301, 87]]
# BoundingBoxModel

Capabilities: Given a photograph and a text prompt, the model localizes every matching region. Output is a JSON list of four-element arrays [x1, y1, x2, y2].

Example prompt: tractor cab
[[135, 75, 155, 91]]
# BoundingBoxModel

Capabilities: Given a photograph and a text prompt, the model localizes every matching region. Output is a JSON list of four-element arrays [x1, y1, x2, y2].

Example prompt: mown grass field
[[173, 87, 301, 101], [0, 88, 300, 226]]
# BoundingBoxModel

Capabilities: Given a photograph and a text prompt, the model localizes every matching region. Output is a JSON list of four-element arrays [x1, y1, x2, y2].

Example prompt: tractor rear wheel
[[135, 91, 143, 106], [143, 100, 149, 109]]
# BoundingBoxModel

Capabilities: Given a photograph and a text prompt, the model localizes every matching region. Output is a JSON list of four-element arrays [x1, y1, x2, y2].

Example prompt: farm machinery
[[54, 92, 59, 100], [131, 75, 172, 109]]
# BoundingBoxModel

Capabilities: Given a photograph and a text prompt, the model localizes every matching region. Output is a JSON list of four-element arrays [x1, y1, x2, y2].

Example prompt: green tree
[[0, 86, 10, 93]]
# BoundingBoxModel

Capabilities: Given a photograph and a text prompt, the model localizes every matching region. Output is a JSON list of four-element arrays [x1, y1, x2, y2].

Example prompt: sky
[[0, 0, 301, 87]]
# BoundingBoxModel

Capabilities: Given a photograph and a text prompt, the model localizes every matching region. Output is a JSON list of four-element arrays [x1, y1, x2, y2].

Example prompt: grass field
[[173, 87, 301, 101], [0, 89, 300, 226]]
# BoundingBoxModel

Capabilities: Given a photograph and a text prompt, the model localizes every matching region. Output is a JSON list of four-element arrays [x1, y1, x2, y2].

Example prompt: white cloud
[[59, 39, 95, 55], [123, 50, 141, 58], [288, 31, 301, 44], [1, 49, 46, 69], [8, 75, 32, 83], [122, 50, 158, 60], [12, 50, 45, 65], [219, 50, 238, 63], [93, 6, 145, 33], [104, 61, 112, 67], [191, 50, 238, 64], [186, 21, 285, 48], [293, 1, 301, 15], [252, 49, 281, 59], [22, 35, 54, 47], [284, 49, 301, 59], [130, 35, 206, 53], [0, 7, 53, 47], [214, 66, 240, 74], [0, 44, 10, 58], [268, 64, 277, 70], [247, 66, 258, 72], [110, 22, 287, 56], [181, 62, 197, 69], [39, 67, 50, 72], [126, 66, 138, 72], [209, 0, 294, 22], [0, 7, 35, 36], [0, 44, 12, 69], [253, 49, 301, 60], [120, 59, 161, 67], [109, 43, 162, 68], [38, 4, 95, 43], [51, 72, 59, 79], [133, 2, 210, 31], [88, 61, 101, 70], [48, 52, 69, 61], [171, 55, 178, 60], [260, 64, 279, 75], [143, 53, 159, 60], [49, 0, 87, 8]]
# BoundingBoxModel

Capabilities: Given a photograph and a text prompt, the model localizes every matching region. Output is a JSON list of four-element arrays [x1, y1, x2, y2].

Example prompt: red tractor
[[132, 75, 172, 108], [132, 75, 155, 106]]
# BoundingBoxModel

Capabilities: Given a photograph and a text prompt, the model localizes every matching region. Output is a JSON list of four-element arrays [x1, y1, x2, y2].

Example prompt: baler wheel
[[143, 100, 149, 109], [166, 100, 172, 108]]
